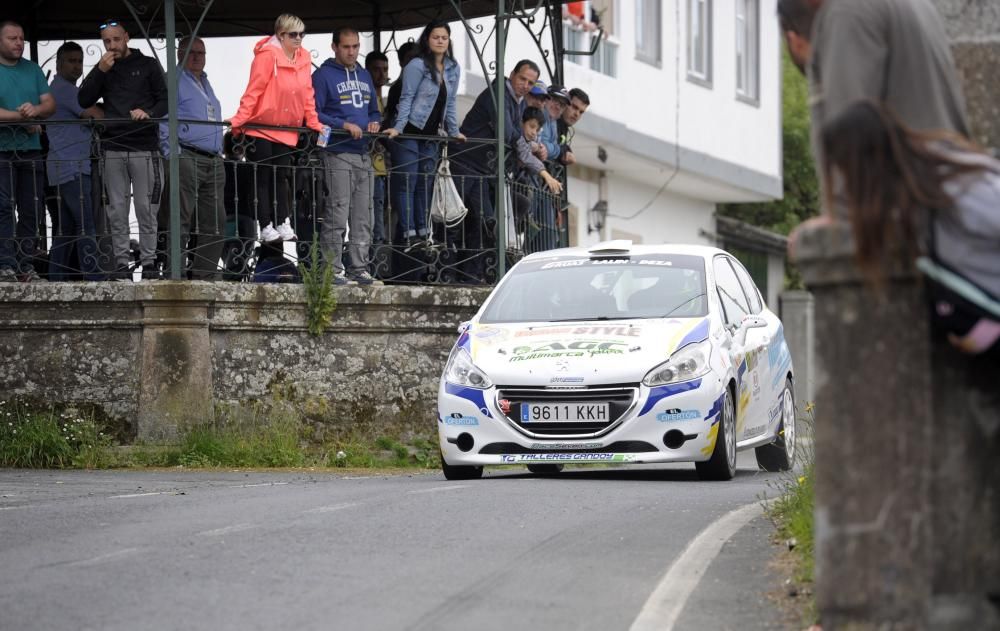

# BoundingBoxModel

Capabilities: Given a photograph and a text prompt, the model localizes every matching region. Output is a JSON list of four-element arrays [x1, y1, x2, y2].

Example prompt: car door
[[729, 258, 777, 439], [712, 256, 767, 440]]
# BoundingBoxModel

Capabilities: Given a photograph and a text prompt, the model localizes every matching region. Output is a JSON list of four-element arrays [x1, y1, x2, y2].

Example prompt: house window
[[686, 0, 712, 85], [635, 0, 661, 66], [736, 0, 759, 103]]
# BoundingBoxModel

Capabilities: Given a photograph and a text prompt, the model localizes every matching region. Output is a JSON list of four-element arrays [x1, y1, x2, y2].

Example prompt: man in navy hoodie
[[312, 26, 381, 285]]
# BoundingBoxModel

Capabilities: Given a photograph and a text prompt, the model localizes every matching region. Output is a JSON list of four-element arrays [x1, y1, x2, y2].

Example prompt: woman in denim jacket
[[385, 21, 465, 248]]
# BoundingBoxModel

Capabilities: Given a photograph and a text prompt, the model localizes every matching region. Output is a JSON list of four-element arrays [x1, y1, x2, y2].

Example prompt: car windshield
[[479, 254, 708, 323]]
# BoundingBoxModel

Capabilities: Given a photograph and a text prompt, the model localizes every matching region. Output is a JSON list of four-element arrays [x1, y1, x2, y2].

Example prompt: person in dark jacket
[[312, 26, 382, 285], [78, 19, 167, 280]]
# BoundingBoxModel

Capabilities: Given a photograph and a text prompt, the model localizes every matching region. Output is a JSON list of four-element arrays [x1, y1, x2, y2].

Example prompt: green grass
[[0, 399, 440, 471], [768, 461, 815, 582]]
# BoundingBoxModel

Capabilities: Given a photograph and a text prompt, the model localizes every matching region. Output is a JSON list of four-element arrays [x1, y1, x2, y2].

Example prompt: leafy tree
[[719, 50, 819, 235]]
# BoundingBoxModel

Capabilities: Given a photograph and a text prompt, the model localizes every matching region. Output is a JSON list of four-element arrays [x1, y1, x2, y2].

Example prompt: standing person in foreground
[[312, 26, 382, 285], [820, 101, 999, 355], [229, 13, 323, 244], [0, 20, 55, 282], [46, 41, 105, 281], [79, 19, 168, 280], [384, 21, 464, 250], [160, 36, 226, 280]]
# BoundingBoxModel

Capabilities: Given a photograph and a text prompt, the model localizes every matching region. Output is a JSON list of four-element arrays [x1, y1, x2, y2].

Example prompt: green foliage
[[719, 50, 819, 236], [769, 461, 815, 581], [0, 401, 115, 468], [328, 434, 440, 469], [298, 239, 338, 336]]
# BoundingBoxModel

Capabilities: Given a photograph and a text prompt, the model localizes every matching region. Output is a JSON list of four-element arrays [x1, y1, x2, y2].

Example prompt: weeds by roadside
[[762, 402, 817, 627], [0, 399, 440, 471]]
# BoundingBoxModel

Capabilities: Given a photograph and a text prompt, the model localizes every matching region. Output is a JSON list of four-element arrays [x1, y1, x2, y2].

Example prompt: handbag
[[430, 145, 469, 228]]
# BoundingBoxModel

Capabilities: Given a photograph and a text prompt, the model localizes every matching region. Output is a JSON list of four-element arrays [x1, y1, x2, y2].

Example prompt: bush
[[0, 401, 114, 468]]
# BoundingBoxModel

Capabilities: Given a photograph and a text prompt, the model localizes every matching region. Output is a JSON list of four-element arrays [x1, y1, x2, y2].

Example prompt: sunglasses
[[99, 20, 120, 30], [282, 31, 305, 39]]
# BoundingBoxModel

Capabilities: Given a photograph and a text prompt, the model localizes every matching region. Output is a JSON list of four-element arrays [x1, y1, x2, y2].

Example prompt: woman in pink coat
[[230, 14, 323, 242]]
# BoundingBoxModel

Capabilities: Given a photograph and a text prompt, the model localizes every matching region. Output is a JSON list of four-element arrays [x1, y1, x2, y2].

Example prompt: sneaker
[[0, 267, 17, 282], [260, 223, 281, 242], [347, 270, 383, 286], [333, 272, 354, 286], [141, 267, 161, 281], [277, 222, 297, 242], [113, 266, 133, 282], [21, 268, 47, 283]]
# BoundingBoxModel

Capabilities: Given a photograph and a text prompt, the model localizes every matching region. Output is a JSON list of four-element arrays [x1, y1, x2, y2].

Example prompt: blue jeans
[[0, 150, 45, 272], [372, 175, 386, 243], [50, 176, 104, 281], [389, 138, 438, 240]]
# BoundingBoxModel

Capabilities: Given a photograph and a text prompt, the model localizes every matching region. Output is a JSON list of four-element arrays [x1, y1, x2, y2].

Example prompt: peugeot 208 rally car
[[437, 241, 796, 480]]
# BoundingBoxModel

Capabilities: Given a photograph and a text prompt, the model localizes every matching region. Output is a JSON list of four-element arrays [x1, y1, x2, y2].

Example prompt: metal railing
[[0, 119, 569, 285]]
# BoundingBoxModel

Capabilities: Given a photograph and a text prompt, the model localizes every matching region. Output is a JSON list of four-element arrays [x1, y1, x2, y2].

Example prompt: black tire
[[696, 386, 737, 481], [441, 459, 484, 480], [756, 378, 796, 472], [526, 464, 564, 476]]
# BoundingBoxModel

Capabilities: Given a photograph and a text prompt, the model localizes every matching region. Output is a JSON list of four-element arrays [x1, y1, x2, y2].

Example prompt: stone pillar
[[137, 283, 215, 441], [779, 290, 814, 406], [795, 223, 936, 628]]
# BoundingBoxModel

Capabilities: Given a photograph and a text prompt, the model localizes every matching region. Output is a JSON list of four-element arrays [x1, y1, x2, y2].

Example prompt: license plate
[[521, 402, 609, 423]]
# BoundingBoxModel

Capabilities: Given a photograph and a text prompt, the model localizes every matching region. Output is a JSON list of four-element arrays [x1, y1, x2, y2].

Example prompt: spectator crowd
[[0, 15, 590, 285]]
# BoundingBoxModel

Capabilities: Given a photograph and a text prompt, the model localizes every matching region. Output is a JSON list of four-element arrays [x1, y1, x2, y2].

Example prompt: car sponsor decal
[[508, 339, 630, 362], [444, 383, 493, 418], [500, 453, 638, 463], [704, 393, 725, 425], [443, 413, 479, 426], [768, 326, 793, 389], [657, 408, 700, 422], [550, 377, 585, 384], [701, 423, 719, 457], [529, 442, 604, 450], [637, 378, 703, 416], [513, 324, 642, 338]]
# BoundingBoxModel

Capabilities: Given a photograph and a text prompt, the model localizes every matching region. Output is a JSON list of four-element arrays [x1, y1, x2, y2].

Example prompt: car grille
[[494, 384, 639, 439]]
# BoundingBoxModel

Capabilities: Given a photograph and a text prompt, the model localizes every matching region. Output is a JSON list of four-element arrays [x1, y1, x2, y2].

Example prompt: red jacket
[[230, 35, 322, 147]]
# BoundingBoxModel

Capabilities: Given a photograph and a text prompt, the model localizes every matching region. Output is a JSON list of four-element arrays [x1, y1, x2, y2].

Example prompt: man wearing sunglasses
[[79, 19, 168, 280]]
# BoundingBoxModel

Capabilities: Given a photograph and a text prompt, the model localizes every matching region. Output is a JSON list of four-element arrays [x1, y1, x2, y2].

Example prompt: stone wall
[[0, 282, 488, 441]]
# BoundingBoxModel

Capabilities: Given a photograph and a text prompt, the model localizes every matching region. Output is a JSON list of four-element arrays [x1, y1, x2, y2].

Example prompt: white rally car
[[437, 241, 796, 480]]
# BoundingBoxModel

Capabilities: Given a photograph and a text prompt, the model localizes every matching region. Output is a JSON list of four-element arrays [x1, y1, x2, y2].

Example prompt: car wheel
[[696, 386, 737, 481], [441, 455, 484, 481], [755, 378, 796, 472], [526, 464, 564, 476]]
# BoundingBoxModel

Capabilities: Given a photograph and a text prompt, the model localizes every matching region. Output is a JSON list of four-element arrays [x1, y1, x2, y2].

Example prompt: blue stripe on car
[[638, 378, 703, 416], [444, 383, 493, 418]]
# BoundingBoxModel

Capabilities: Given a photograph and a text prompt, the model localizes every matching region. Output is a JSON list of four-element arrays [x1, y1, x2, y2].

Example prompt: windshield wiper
[[548, 316, 621, 322], [655, 293, 707, 318]]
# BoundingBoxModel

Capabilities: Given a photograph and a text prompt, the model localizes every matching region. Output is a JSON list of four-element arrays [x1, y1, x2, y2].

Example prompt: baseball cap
[[529, 80, 549, 97], [548, 85, 570, 103]]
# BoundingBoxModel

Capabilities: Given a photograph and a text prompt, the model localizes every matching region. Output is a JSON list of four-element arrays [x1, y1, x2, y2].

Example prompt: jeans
[[389, 138, 438, 240], [0, 150, 45, 272], [50, 175, 104, 281]]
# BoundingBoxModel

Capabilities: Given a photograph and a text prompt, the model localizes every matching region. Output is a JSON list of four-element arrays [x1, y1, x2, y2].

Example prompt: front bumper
[[437, 377, 726, 466]]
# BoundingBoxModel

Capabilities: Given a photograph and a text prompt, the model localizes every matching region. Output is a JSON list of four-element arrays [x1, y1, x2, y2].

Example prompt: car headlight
[[444, 347, 493, 389], [642, 340, 711, 386]]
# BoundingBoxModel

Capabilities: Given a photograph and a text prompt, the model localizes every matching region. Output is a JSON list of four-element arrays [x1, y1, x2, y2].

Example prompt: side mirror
[[457, 321, 471, 334], [735, 314, 767, 346]]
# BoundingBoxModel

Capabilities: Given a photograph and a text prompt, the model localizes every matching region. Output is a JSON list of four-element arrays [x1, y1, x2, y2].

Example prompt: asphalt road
[[0, 453, 791, 631]]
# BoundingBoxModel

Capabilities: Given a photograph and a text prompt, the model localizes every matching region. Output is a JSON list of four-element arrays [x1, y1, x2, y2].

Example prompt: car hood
[[462, 317, 711, 387]]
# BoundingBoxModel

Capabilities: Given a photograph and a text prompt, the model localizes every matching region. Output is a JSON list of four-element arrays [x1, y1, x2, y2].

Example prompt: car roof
[[520, 240, 729, 262]]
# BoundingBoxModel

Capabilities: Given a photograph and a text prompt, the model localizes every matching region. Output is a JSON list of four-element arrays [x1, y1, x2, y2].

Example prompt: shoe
[[141, 267, 160, 281], [260, 224, 281, 242], [21, 268, 46, 283], [347, 270, 383, 286], [0, 267, 17, 282], [403, 236, 426, 252], [333, 272, 354, 286], [277, 222, 297, 241], [113, 266, 133, 282]]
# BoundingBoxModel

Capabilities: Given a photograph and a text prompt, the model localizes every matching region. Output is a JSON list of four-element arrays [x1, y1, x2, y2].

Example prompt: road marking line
[[109, 492, 164, 499], [229, 482, 290, 488], [0, 505, 30, 511], [303, 502, 359, 514], [629, 502, 765, 631], [66, 548, 139, 567], [197, 523, 256, 537], [409, 485, 470, 495]]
